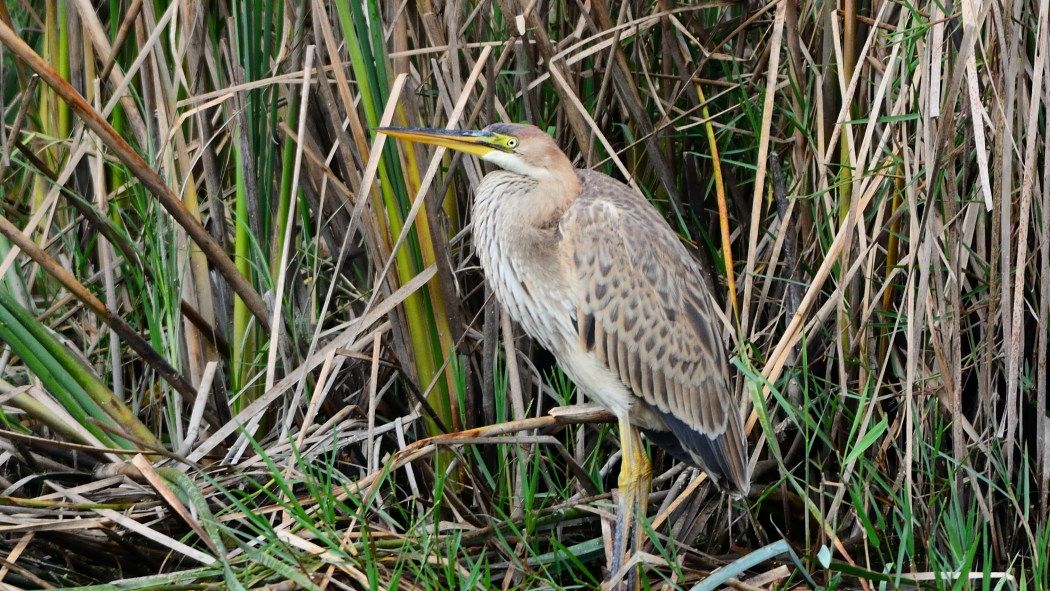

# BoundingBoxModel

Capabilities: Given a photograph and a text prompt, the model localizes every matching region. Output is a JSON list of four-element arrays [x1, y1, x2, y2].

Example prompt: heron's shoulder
[[567, 169, 663, 223], [563, 171, 688, 263], [573, 169, 638, 202]]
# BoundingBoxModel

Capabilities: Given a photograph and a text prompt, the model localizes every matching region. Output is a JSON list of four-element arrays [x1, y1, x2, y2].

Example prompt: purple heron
[[376, 123, 749, 579]]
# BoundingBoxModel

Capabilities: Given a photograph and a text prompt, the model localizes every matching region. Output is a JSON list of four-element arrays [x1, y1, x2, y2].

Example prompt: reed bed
[[0, 0, 1047, 589]]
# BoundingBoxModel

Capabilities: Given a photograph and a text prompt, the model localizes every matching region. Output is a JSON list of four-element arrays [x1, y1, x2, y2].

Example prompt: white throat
[[482, 151, 556, 182]]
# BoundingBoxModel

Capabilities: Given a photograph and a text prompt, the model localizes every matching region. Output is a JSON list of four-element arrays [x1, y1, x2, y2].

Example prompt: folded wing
[[562, 171, 750, 495]]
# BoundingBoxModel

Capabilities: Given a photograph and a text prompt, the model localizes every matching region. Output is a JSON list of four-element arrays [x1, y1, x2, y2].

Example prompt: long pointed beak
[[373, 126, 502, 158]]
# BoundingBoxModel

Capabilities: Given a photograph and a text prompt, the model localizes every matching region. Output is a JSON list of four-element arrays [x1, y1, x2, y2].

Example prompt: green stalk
[[0, 293, 116, 448], [839, 0, 859, 386], [229, 126, 257, 402], [0, 289, 163, 450], [232, 127, 254, 397], [56, 0, 70, 144], [272, 94, 297, 274]]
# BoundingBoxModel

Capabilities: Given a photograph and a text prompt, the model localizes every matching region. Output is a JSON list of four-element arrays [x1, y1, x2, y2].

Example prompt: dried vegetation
[[0, 0, 1048, 589]]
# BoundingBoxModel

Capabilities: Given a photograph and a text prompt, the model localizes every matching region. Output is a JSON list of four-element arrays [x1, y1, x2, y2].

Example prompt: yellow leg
[[609, 417, 651, 589]]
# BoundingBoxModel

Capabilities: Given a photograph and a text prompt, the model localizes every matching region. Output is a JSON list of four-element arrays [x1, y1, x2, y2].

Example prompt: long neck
[[471, 170, 579, 352], [476, 169, 579, 230], [537, 159, 582, 223]]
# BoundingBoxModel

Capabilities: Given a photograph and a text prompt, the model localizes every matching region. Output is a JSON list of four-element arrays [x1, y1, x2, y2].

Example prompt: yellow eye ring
[[507, 138, 518, 149]]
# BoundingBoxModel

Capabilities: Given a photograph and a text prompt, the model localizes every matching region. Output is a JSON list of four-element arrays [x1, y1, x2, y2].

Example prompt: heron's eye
[[506, 138, 518, 149]]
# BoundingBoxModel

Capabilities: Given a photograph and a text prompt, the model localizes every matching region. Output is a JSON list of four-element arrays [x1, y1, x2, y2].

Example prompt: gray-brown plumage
[[563, 170, 749, 493], [376, 122, 750, 575]]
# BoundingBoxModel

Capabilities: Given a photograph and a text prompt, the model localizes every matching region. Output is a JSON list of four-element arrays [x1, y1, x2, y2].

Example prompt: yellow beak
[[373, 126, 505, 158]]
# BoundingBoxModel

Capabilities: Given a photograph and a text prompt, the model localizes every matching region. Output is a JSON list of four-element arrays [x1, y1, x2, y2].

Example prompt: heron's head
[[375, 123, 574, 184]]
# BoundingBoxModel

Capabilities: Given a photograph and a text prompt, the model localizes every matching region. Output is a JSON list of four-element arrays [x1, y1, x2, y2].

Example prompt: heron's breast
[[470, 174, 669, 430], [472, 176, 576, 353]]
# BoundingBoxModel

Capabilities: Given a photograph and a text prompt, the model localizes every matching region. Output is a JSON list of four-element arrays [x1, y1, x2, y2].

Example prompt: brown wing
[[562, 170, 750, 495]]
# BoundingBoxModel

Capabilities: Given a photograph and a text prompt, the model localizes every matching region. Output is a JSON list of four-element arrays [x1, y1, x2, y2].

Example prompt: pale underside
[[472, 168, 749, 495]]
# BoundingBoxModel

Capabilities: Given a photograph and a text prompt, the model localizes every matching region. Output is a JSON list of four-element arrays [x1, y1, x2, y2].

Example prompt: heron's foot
[[607, 419, 652, 590]]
